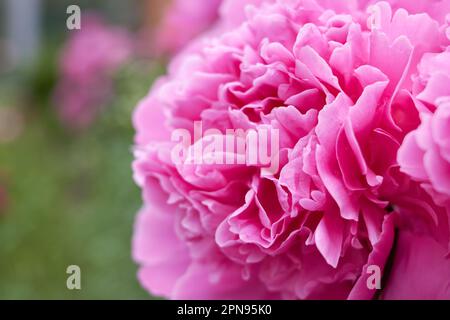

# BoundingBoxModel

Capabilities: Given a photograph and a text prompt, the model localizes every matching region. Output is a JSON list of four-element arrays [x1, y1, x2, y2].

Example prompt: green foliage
[[0, 58, 163, 299]]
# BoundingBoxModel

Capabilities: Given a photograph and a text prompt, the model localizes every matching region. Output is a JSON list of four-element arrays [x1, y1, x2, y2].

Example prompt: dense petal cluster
[[133, 0, 450, 299], [399, 49, 450, 206]]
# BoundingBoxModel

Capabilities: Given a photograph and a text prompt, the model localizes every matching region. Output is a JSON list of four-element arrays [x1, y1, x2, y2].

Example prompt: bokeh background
[[0, 0, 173, 299]]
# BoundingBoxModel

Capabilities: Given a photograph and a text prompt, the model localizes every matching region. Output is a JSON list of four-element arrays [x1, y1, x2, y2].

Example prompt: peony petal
[[315, 202, 344, 268], [381, 231, 450, 300]]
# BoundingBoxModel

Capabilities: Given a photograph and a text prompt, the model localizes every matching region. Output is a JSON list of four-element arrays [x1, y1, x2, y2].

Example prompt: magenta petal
[[397, 131, 428, 181], [315, 203, 344, 268], [172, 263, 274, 300], [348, 214, 395, 300], [381, 231, 450, 300], [132, 201, 190, 297]]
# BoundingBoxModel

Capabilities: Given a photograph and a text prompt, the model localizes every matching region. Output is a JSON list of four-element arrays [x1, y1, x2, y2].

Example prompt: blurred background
[[0, 0, 187, 299]]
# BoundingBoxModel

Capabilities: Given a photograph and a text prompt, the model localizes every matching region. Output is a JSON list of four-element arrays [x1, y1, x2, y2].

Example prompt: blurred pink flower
[[153, 0, 223, 55], [133, 0, 450, 299], [0, 182, 8, 214], [152, 0, 277, 55], [55, 14, 133, 130]]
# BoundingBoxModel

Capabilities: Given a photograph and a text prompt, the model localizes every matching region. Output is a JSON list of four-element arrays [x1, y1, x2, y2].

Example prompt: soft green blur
[[0, 1, 166, 299]]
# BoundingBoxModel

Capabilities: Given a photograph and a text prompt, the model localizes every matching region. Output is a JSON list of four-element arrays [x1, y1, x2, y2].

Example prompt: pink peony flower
[[55, 14, 133, 130], [133, 0, 450, 299]]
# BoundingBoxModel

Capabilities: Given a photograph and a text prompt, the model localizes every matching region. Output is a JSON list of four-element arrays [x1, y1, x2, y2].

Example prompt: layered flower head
[[133, 0, 450, 299]]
